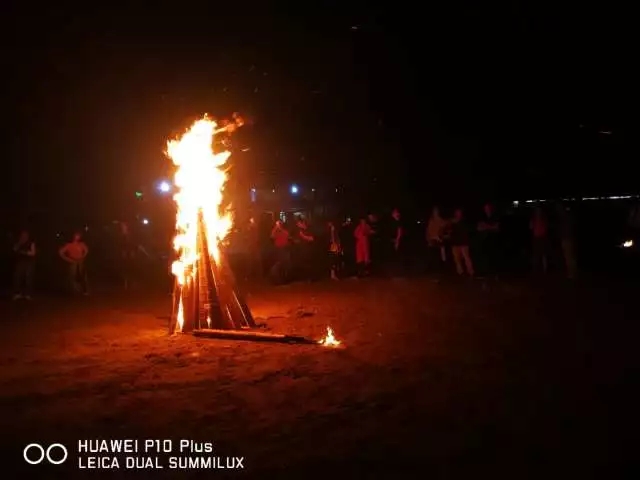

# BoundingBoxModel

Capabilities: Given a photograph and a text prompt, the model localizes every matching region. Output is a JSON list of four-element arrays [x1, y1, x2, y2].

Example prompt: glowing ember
[[167, 116, 233, 332], [318, 327, 341, 347]]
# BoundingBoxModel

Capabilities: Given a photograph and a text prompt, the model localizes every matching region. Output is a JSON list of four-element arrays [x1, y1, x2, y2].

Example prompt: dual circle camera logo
[[23, 443, 68, 465]]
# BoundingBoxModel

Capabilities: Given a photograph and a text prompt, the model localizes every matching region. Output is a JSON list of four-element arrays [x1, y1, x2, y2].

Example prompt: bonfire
[[167, 117, 233, 332], [166, 115, 341, 347]]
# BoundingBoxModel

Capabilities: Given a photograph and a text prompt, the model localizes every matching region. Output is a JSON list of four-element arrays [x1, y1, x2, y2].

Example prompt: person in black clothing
[[340, 217, 356, 277], [477, 202, 501, 277], [556, 202, 577, 279], [389, 208, 407, 276], [118, 222, 138, 289], [451, 209, 474, 277], [13, 230, 36, 300]]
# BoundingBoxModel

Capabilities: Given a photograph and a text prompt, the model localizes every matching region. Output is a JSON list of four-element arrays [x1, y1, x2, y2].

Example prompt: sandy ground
[[0, 276, 635, 479]]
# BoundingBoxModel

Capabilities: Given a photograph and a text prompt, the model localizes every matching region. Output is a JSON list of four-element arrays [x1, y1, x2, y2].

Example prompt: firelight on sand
[[167, 117, 233, 332], [319, 327, 341, 347]]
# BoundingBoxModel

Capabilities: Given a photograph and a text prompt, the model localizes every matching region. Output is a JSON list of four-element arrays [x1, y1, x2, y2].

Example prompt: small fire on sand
[[167, 116, 233, 332], [318, 327, 342, 347]]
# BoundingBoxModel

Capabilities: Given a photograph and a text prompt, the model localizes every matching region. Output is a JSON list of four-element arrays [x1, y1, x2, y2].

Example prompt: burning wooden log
[[171, 212, 256, 334], [168, 213, 344, 347], [192, 328, 318, 344]]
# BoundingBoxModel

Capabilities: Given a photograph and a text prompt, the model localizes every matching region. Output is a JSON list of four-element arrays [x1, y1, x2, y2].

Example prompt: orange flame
[[319, 327, 341, 347], [167, 116, 233, 332]]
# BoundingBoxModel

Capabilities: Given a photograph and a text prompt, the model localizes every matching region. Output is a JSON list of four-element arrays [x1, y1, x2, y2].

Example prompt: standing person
[[367, 213, 381, 275], [389, 208, 406, 276], [327, 220, 341, 280], [500, 205, 522, 274], [117, 221, 150, 289], [118, 222, 136, 290], [450, 208, 474, 277], [293, 217, 316, 281], [59, 232, 90, 295], [340, 217, 356, 277], [477, 202, 501, 278], [530, 206, 549, 274], [269, 220, 291, 284], [354, 217, 373, 277], [12, 230, 36, 300], [556, 203, 577, 279], [426, 206, 448, 272]]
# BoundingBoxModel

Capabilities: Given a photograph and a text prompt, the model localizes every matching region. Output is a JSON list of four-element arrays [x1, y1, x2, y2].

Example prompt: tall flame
[[167, 116, 233, 331]]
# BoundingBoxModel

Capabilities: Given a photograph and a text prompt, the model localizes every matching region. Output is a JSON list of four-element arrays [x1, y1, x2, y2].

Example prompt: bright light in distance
[[142, 218, 149, 225], [290, 184, 299, 194], [158, 181, 171, 193], [622, 240, 633, 248]]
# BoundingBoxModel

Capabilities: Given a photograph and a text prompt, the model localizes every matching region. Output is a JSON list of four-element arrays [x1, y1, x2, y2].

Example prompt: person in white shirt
[[426, 206, 448, 271]]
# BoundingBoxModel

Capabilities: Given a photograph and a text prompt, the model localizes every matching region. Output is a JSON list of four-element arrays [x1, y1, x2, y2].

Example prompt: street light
[[290, 184, 299, 194], [158, 181, 171, 193]]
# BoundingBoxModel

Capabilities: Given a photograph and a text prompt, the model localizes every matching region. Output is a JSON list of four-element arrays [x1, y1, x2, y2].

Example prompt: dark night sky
[[2, 3, 634, 220]]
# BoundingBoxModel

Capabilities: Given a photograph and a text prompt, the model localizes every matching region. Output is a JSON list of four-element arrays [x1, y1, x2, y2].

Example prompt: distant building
[[241, 185, 337, 225]]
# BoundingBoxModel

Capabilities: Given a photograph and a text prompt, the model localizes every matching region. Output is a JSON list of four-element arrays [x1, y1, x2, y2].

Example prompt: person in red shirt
[[293, 218, 316, 281], [354, 217, 373, 276], [59, 232, 90, 295], [270, 220, 291, 283], [530, 206, 549, 274]]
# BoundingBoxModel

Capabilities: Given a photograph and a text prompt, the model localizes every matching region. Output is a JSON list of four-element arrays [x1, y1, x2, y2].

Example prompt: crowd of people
[[9, 221, 151, 300], [12, 230, 90, 299], [254, 202, 585, 284], [7, 200, 639, 299]]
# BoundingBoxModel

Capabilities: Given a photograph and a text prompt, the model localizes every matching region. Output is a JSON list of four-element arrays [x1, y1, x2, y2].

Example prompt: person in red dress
[[354, 217, 373, 277], [270, 220, 291, 283]]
